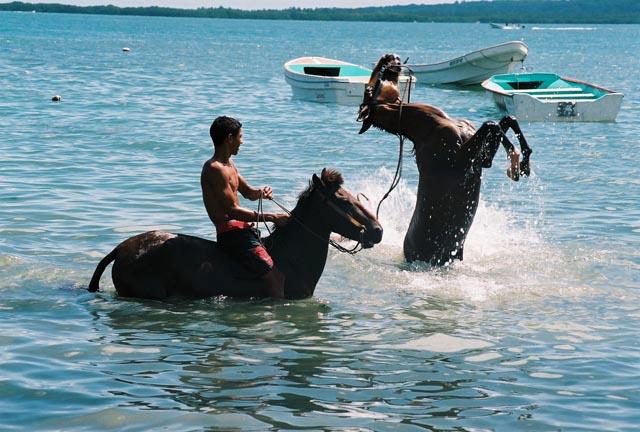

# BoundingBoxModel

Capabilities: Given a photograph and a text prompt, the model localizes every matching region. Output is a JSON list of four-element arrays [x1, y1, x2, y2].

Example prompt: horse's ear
[[358, 105, 372, 134], [359, 119, 372, 134], [312, 173, 325, 190]]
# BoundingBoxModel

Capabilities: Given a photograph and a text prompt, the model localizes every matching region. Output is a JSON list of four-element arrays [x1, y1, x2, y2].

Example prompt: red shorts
[[217, 226, 274, 277]]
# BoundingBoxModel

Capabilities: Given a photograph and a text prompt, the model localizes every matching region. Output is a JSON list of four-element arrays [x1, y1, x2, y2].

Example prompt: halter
[[255, 184, 367, 255], [360, 62, 414, 219]]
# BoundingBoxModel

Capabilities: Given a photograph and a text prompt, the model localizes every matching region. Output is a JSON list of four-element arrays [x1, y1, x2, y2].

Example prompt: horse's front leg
[[500, 115, 532, 177], [457, 121, 521, 180]]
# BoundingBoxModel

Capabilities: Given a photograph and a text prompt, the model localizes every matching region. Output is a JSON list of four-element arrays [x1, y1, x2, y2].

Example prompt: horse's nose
[[370, 225, 383, 245]]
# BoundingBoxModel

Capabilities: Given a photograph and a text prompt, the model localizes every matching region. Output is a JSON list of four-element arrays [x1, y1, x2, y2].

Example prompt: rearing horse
[[358, 54, 532, 266], [88, 169, 383, 300]]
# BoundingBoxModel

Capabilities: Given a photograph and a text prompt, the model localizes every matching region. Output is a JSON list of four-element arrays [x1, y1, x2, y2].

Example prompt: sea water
[[1, 12, 639, 430]]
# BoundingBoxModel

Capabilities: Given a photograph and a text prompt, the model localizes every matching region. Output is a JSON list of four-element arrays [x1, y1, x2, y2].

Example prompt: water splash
[[328, 167, 593, 304]]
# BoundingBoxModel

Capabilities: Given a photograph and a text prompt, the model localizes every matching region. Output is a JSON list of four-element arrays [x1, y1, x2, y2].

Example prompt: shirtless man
[[201, 116, 289, 298]]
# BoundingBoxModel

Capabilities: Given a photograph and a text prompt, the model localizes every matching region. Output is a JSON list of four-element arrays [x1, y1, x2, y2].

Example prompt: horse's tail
[[88, 247, 118, 292]]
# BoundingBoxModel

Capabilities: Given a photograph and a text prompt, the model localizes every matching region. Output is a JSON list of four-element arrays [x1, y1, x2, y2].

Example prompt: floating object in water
[[51, 95, 62, 102], [405, 41, 528, 86], [122, 47, 131, 52], [283, 56, 415, 105], [490, 23, 525, 30], [482, 72, 624, 122]]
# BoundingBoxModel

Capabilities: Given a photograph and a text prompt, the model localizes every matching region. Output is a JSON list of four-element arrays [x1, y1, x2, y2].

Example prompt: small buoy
[[122, 47, 130, 52], [51, 95, 62, 102]]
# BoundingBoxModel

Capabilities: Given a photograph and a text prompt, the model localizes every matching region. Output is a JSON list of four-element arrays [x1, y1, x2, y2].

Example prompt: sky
[[4, 0, 459, 10]]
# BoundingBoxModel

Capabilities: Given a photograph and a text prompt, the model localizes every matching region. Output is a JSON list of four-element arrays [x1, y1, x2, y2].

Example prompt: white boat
[[405, 41, 528, 86], [490, 23, 525, 30], [481, 72, 624, 122], [283, 56, 416, 105]]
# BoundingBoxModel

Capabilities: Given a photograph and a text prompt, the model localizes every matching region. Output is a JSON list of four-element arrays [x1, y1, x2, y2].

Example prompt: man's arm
[[205, 166, 286, 224], [237, 173, 271, 201]]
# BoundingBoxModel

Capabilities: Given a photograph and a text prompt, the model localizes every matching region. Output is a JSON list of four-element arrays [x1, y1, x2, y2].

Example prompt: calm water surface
[[1, 13, 639, 431]]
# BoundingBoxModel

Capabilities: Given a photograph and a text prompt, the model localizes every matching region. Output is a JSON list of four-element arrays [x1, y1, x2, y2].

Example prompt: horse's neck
[[266, 196, 330, 297], [367, 60, 386, 87], [376, 103, 448, 136], [374, 104, 455, 166]]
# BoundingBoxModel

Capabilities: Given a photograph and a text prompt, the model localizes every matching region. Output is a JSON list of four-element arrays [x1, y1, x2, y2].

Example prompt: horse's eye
[[336, 190, 350, 201]]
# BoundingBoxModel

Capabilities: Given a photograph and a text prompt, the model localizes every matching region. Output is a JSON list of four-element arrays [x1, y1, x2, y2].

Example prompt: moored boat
[[481, 72, 624, 122], [405, 41, 528, 86], [284, 56, 416, 105], [490, 23, 525, 30]]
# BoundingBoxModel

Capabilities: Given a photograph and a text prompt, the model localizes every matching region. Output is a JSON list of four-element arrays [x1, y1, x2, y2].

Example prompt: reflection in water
[[79, 293, 538, 429]]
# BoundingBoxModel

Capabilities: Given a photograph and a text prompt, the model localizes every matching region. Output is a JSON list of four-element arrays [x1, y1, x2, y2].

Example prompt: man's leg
[[249, 242, 284, 298], [263, 266, 285, 298]]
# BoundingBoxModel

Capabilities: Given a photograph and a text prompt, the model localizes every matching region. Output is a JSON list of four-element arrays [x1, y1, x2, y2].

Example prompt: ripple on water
[[1, 14, 640, 432]]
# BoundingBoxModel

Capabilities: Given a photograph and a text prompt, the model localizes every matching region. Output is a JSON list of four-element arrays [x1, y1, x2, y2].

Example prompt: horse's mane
[[297, 169, 344, 201], [271, 169, 344, 233], [370, 102, 454, 154]]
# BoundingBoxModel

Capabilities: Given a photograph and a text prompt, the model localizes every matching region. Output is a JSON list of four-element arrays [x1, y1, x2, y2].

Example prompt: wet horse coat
[[358, 54, 532, 266]]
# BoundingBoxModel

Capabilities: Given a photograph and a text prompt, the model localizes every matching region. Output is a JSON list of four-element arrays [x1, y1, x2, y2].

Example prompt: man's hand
[[271, 213, 289, 228], [261, 186, 273, 200]]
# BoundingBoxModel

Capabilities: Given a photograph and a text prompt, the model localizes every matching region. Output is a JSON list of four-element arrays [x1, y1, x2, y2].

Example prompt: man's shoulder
[[203, 159, 224, 172], [202, 159, 236, 181]]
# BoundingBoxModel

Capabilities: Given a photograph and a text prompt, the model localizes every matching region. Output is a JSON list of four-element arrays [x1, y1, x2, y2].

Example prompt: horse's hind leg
[[500, 115, 532, 176]]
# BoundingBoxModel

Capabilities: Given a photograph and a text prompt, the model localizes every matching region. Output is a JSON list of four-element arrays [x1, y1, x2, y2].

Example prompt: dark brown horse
[[358, 54, 532, 266], [88, 169, 383, 300]]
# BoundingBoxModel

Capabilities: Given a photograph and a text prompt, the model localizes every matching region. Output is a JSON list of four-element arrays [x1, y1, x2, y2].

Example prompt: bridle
[[255, 183, 371, 255], [358, 60, 414, 219]]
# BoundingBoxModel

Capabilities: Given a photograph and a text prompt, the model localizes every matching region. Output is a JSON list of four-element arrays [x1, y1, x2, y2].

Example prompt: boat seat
[[509, 87, 582, 93], [304, 66, 341, 77], [535, 93, 596, 99]]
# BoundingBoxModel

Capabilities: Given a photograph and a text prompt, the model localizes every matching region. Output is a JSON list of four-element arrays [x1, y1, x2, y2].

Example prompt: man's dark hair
[[210, 116, 242, 148]]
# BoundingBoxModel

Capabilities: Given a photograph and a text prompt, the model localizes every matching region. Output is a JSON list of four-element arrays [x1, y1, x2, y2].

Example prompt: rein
[[375, 65, 414, 219], [256, 191, 365, 255]]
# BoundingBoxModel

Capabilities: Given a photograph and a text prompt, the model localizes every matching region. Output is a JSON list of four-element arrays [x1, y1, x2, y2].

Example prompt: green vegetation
[[0, 0, 637, 24]]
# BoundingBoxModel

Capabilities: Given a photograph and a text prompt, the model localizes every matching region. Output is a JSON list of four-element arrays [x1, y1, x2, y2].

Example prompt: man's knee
[[263, 267, 285, 298]]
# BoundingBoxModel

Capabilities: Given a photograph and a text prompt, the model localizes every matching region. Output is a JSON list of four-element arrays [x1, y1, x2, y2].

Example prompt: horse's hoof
[[520, 161, 530, 177], [507, 167, 520, 182]]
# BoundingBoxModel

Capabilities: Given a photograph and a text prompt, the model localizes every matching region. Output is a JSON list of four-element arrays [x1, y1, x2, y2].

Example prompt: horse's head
[[358, 53, 403, 134], [379, 53, 402, 81], [312, 168, 382, 248]]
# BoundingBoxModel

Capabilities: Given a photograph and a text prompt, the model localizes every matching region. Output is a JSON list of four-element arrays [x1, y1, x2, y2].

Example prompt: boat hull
[[489, 92, 623, 122], [407, 41, 528, 86], [284, 56, 415, 105], [482, 73, 624, 122], [490, 23, 524, 30]]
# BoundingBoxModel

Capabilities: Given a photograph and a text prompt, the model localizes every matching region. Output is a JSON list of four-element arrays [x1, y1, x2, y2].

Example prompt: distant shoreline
[[0, 0, 638, 24]]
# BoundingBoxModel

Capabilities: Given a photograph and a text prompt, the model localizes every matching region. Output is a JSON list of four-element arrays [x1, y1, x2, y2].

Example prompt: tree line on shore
[[1, 0, 637, 24]]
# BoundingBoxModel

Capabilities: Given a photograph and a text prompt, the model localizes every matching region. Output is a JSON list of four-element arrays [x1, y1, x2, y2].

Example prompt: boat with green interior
[[284, 56, 415, 105], [481, 72, 623, 122]]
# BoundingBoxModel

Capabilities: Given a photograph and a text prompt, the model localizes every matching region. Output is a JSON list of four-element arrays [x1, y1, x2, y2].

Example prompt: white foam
[[532, 27, 597, 31], [344, 167, 575, 304], [553, 344, 576, 351], [465, 352, 502, 362], [256, 347, 283, 354], [387, 333, 493, 353], [530, 372, 563, 379], [102, 345, 160, 355]]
